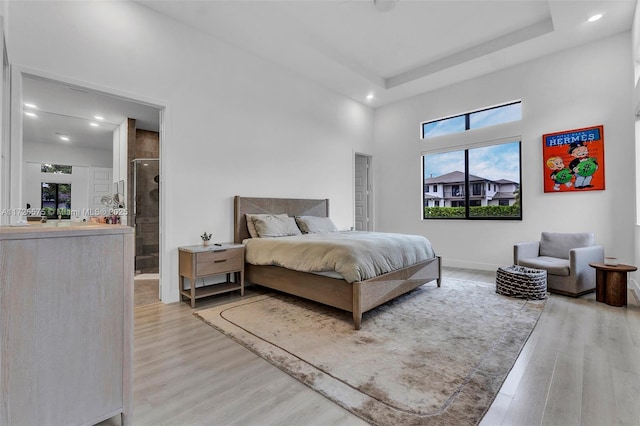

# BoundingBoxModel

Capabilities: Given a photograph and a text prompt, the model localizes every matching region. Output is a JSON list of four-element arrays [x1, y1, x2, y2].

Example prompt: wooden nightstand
[[178, 243, 245, 307]]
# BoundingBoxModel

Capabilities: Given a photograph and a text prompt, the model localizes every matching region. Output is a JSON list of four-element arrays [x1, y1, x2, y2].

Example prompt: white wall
[[113, 120, 127, 184], [7, 1, 374, 303], [23, 162, 94, 217], [632, 0, 640, 292], [23, 141, 112, 168], [374, 33, 634, 270], [22, 141, 112, 218]]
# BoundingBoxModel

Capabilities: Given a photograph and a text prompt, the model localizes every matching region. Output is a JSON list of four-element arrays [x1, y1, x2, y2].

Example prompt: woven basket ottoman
[[496, 265, 547, 300]]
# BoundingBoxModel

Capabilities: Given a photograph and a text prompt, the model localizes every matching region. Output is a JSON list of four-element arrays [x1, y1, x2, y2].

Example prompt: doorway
[[354, 153, 371, 231], [13, 69, 164, 305], [132, 158, 159, 274]]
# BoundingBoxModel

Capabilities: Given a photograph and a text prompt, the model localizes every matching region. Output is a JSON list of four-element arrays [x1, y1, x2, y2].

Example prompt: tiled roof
[[424, 171, 518, 185]]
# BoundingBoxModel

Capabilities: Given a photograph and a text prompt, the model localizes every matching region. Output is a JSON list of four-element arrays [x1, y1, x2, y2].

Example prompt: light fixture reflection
[[588, 14, 603, 22], [374, 0, 398, 12]]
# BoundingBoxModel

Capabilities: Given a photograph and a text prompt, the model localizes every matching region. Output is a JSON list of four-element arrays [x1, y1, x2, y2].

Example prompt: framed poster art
[[542, 125, 605, 193]]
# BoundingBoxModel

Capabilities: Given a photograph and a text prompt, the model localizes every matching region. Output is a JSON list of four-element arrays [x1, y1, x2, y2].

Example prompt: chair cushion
[[518, 256, 570, 276], [539, 232, 594, 259]]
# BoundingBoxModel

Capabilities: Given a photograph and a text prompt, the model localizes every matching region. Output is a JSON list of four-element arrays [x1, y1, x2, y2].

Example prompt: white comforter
[[243, 231, 436, 283]]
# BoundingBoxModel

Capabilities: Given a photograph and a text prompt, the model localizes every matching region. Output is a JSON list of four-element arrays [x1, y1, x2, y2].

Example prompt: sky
[[422, 102, 521, 138], [424, 141, 521, 183]]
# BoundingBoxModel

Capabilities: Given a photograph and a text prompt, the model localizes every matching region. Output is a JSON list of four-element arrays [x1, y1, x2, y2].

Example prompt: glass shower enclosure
[[132, 159, 159, 274]]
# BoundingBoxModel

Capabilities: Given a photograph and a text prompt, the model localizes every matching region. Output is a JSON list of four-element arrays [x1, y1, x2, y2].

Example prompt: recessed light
[[94, 115, 104, 120], [89, 122, 99, 127], [588, 14, 603, 22], [24, 103, 37, 109], [24, 111, 37, 118], [366, 93, 375, 101]]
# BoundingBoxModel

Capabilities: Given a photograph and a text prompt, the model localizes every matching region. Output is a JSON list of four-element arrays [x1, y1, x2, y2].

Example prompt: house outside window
[[422, 140, 521, 220]]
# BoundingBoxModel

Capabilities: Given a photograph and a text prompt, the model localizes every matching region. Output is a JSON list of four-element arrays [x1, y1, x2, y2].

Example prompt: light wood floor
[[100, 267, 640, 426]]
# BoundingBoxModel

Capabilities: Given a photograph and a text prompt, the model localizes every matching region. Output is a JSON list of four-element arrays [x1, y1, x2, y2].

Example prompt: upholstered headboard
[[234, 196, 329, 243]]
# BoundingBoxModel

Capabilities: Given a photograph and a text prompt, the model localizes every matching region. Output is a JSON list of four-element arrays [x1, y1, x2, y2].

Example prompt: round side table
[[589, 262, 637, 307]]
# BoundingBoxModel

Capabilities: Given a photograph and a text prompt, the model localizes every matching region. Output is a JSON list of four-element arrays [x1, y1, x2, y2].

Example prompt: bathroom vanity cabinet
[[0, 224, 134, 426]]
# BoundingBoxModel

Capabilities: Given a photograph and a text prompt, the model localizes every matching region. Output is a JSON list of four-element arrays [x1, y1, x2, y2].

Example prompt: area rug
[[194, 278, 545, 425]]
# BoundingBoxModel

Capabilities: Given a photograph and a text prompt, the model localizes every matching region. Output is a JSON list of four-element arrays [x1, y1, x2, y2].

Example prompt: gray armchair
[[514, 232, 604, 296]]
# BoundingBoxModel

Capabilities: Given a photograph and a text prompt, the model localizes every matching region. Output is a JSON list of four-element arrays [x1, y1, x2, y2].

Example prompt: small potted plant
[[201, 231, 212, 246]]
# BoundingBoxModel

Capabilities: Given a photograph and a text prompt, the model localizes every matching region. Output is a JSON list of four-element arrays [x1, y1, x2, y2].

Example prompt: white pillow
[[295, 216, 338, 233], [245, 213, 287, 238], [252, 215, 302, 238]]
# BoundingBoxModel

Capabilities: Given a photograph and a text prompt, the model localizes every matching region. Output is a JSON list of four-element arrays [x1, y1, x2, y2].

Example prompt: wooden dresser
[[0, 224, 134, 426]]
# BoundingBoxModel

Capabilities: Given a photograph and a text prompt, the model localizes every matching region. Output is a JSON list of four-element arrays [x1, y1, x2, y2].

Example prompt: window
[[432, 184, 437, 192], [421, 101, 521, 139], [421, 115, 466, 139], [469, 102, 521, 131], [41, 183, 71, 219], [423, 140, 521, 220], [41, 164, 72, 174]]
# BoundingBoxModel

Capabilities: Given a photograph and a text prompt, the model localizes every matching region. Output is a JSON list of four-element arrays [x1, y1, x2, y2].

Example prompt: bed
[[234, 196, 441, 329]]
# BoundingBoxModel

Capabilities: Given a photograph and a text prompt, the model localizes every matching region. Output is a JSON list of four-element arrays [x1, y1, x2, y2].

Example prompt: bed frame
[[234, 196, 441, 329]]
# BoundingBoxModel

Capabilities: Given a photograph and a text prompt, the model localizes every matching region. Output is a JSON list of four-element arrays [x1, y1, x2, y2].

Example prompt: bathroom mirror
[[20, 72, 159, 220]]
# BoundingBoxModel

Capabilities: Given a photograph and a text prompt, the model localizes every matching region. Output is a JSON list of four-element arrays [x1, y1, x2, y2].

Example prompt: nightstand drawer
[[196, 255, 243, 275], [196, 248, 242, 264]]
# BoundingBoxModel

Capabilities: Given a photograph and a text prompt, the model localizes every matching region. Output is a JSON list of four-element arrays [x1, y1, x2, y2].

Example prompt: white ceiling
[[22, 74, 160, 150], [137, 0, 636, 107], [20, 1, 637, 150]]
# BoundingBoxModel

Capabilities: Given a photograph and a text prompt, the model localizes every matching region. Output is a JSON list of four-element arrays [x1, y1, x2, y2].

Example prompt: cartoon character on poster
[[546, 156, 573, 191], [542, 125, 605, 193]]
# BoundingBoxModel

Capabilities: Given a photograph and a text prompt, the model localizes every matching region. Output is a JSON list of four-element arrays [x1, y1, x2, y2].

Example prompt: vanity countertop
[[0, 223, 133, 239]]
